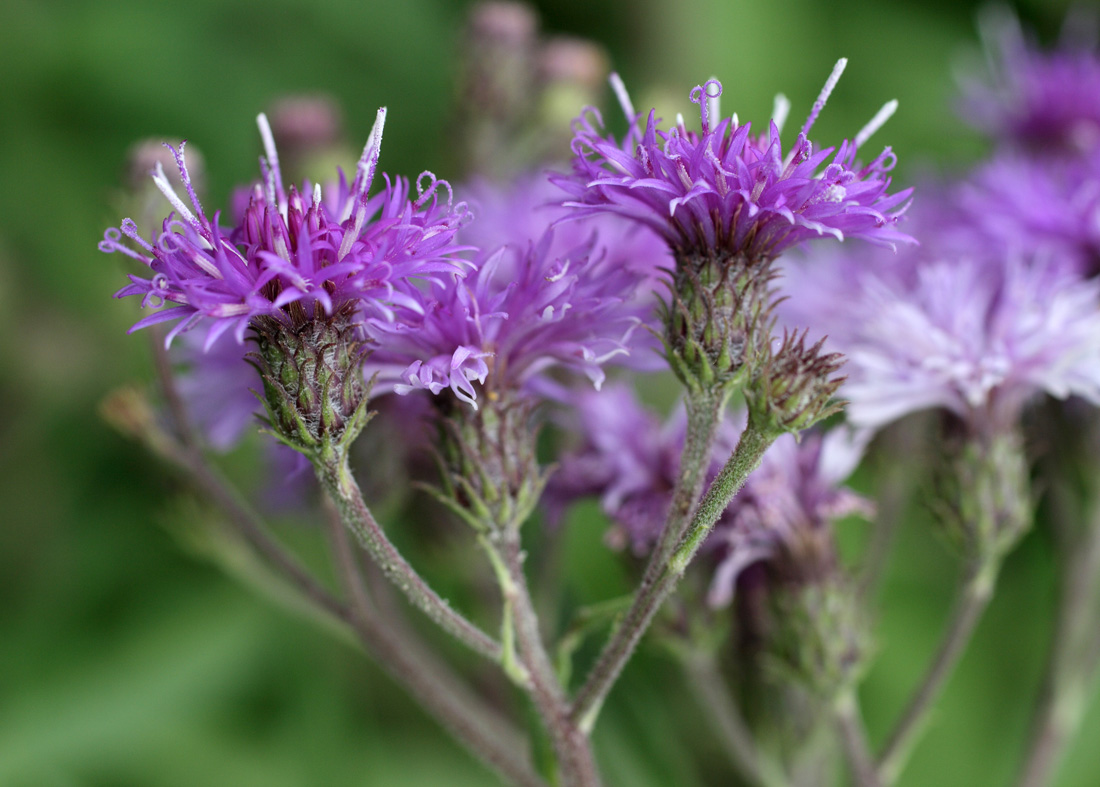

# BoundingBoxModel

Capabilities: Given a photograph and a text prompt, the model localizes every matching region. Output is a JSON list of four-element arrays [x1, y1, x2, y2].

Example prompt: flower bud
[[248, 305, 372, 463], [745, 328, 846, 437]]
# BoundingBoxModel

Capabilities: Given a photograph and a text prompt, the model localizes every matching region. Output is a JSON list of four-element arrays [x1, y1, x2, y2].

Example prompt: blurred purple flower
[[707, 427, 870, 606], [101, 109, 470, 348], [959, 6, 1100, 153], [554, 61, 913, 260], [954, 152, 1100, 276], [368, 176, 669, 407]]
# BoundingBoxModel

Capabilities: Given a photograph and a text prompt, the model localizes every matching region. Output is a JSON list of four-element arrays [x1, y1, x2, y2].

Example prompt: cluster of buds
[[455, 1, 610, 176], [745, 329, 846, 437], [248, 303, 373, 465]]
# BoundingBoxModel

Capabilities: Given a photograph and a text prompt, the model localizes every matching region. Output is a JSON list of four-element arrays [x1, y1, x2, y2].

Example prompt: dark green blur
[[1, 0, 1098, 784]]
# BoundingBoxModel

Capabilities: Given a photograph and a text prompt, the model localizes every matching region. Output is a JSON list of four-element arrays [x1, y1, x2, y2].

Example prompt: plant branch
[[876, 563, 995, 785], [500, 534, 602, 787], [326, 508, 547, 787], [1015, 492, 1100, 787], [681, 652, 787, 787], [570, 423, 774, 731], [835, 691, 881, 787], [318, 452, 502, 663]]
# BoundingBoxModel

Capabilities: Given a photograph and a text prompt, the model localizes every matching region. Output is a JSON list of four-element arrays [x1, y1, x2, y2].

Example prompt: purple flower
[[367, 176, 669, 407], [959, 6, 1100, 153], [173, 322, 314, 508], [174, 328, 261, 451], [779, 235, 1100, 434], [546, 384, 869, 566], [100, 109, 470, 348], [554, 61, 913, 260], [953, 152, 1100, 276]]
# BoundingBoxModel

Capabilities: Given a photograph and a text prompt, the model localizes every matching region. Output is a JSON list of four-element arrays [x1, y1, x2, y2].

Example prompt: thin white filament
[[609, 72, 636, 124], [772, 93, 791, 134], [802, 57, 848, 136], [854, 99, 898, 148], [152, 162, 198, 227]]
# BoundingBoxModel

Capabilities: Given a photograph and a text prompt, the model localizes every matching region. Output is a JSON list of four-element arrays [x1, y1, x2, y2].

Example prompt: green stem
[[1015, 495, 1100, 787], [500, 535, 602, 787], [876, 562, 996, 785], [327, 511, 547, 787], [836, 691, 882, 787], [570, 423, 774, 732], [318, 451, 502, 663], [682, 652, 788, 787]]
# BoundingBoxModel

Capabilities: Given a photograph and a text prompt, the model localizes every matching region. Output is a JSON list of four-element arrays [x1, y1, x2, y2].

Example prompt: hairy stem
[[836, 691, 882, 787], [877, 563, 995, 785], [326, 510, 547, 787], [318, 452, 502, 662], [682, 652, 787, 787], [500, 534, 602, 787], [571, 423, 774, 731]]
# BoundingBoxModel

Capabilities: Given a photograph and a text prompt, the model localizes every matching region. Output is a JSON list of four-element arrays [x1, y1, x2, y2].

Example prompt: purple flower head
[[959, 6, 1100, 153], [780, 235, 1100, 435], [953, 151, 1100, 276], [100, 109, 471, 348], [545, 384, 869, 566], [368, 177, 668, 408], [555, 60, 914, 260]]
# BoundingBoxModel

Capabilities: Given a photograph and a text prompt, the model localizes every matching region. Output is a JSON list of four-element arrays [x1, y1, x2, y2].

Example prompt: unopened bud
[[745, 329, 846, 436]]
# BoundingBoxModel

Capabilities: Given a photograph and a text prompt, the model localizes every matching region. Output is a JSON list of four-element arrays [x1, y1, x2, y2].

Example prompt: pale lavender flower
[[960, 6, 1100, 153], [555, 61, 913, 260], [100, 109, 470, 348], [780, 238, 1100, 434], [368, 176, 669, 407]]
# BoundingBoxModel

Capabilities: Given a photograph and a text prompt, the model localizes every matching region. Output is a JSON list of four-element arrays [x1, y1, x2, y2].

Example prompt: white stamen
[[342, 107, 387, 222], [771, 93, 791, 134], [313, 182, 323, 207], [731, 112, 739, 129], [675, 112, 685, 129], [609, 72, 636, 123], [152, 162, 198, 227], [802, 57, 847, 136], [256, 113, 281, 186], [707, 75, 721, 127], [854, 99, 898, 148]]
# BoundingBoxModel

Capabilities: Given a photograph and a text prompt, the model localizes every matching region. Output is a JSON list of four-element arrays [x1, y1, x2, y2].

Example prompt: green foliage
[[3, 0, 1098, 784]]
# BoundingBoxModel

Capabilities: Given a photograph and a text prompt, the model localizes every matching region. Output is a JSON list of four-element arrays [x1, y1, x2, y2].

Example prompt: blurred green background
[[2, 0, 1099, 784]]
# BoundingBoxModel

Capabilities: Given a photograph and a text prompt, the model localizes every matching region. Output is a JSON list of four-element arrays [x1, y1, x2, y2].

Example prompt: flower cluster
[[555, 61, 913, 260]]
